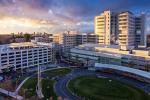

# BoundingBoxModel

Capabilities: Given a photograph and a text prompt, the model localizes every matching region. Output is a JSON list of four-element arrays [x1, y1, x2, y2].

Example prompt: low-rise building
[[76, 33, 99, 45], [52, 31, 77, 53], [70, 44, 150, 70], [33, 37, 53, 43]]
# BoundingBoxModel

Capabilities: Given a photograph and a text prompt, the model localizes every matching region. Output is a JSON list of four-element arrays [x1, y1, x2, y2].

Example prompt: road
[[55, 68, 96, 100], [54, 68, 150, 100], [0, 88, 23, 100]]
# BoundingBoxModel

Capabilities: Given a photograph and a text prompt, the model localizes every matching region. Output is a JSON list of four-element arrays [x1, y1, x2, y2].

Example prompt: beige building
[[52, 31, 77, 53], [95, 10, 145, 50], [95, 10, 118, 45], [76, 33, 99, 45]]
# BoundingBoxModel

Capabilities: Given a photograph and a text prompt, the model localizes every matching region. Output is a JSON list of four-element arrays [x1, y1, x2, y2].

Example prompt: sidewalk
[[0, 88, 23, 100], [15, 77, 29, 93]]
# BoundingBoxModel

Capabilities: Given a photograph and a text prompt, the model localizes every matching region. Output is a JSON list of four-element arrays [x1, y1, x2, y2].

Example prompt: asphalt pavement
[[54, 68, 150, 100]]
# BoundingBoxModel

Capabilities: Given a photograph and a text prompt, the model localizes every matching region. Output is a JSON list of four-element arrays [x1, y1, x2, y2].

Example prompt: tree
[[11, 33, 16, 42], [24, 33, 31, 42]]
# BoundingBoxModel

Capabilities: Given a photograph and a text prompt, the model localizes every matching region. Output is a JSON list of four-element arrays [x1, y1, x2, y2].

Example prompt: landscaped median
[[19, 78, 57, 100], [18, 68, 71, 100], [43, 68, 71, 77], [68, 76, 150, 100], [0, 76, 25, 92]]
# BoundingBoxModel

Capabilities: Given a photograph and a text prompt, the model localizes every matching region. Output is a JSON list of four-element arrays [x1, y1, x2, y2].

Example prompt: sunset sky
[[0, 0, 150, 34]]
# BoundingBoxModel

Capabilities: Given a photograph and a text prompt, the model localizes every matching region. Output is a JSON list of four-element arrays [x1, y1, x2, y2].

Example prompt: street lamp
[[36, 64, 44, 98]]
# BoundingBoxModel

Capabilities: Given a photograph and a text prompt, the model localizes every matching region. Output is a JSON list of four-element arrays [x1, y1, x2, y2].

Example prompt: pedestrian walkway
[[0, 88, 23, 100], [15, 77, 29, 93]]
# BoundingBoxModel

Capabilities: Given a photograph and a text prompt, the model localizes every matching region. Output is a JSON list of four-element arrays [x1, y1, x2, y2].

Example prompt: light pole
[[36, 64, 44, 98]]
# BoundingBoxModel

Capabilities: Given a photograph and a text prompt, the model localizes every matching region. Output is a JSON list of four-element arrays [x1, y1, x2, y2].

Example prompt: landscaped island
[[68, 76, 150, 100], [19, 68, 71, 100]]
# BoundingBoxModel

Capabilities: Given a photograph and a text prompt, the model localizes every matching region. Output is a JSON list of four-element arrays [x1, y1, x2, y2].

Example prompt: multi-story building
[[118, 11, 135, 50], [70, 44, 150, 70], [87, 34, 99, 43], [135, 14, 145, 47], [76, 33, 88, 45], [95, 10, 145, 50], [0, 42, 55, 73], [94, 10, 118, 45], [76, 33, 99, 45], [52, 31, 77, 53]]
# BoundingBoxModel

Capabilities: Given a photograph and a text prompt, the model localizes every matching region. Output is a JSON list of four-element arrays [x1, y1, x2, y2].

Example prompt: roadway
[[54, 68, 150, 100]]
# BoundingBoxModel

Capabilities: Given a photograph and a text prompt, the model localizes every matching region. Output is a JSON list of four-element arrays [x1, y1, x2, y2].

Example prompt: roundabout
[[0, 67, 150, 100], [68, 76, 150, 100], [55, 68, 150, 100]]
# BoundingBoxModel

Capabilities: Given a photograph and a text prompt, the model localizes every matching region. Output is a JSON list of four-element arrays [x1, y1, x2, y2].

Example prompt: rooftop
[[74, 44, 150, 59], [0, 42, 54, 53]]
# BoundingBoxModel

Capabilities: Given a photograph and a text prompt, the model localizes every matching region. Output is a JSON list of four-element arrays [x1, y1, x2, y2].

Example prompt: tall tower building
[[95, 10, 145, 50], [94, 10, 118, 45], [118, 11, 135, 50], [135, 14, 145, 47]]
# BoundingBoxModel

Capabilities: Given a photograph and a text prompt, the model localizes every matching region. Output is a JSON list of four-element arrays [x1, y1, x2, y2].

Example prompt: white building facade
[[135, 14, 145, 47], [0, 42, 55, 73], [52, 31, 77, 53], [95, 11, 118, 45], [76, 33, 99, 45], [118, 11, 135, 50], [70, 44, 150, 70]]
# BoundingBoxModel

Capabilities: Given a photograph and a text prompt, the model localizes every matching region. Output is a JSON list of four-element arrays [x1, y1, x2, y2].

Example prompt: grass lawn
[[19, 68, 71, 100], [43, 68, 71, 77], [68, 76, 150, 100], [19, 78, 57, 100]]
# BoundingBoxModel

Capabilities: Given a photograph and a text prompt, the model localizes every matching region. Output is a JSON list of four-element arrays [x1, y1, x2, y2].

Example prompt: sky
[[0, 0, 150, 34]]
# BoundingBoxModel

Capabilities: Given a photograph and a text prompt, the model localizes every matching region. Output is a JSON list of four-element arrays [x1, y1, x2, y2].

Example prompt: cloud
[[0, 0, 150, 34]]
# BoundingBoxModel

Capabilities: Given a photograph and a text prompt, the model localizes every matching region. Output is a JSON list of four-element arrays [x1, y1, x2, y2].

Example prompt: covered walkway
[[95, 63, 150, 83], [0, 88, 23, 100]]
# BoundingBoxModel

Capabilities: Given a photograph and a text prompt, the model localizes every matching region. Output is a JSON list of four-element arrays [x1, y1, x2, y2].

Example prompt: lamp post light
[[36, 64, 44, 98]]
